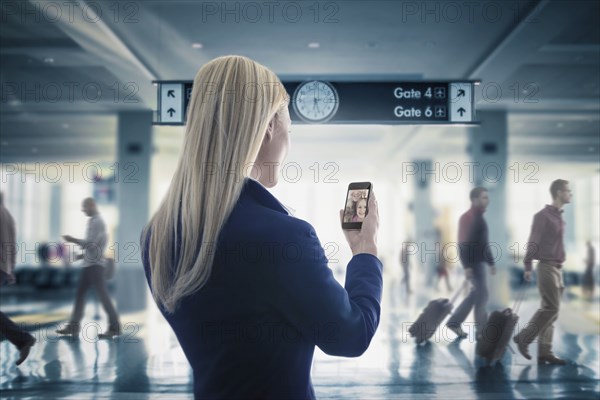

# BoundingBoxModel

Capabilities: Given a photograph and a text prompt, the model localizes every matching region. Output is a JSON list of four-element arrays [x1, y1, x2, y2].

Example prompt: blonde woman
[[141, 56, 382, 399]]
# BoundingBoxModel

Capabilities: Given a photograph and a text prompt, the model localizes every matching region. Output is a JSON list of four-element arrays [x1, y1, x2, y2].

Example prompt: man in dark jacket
[[446, 187, 496, 340]]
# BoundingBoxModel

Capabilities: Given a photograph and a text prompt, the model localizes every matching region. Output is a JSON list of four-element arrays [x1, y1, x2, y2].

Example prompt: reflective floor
[[1, 271, 599, 400]]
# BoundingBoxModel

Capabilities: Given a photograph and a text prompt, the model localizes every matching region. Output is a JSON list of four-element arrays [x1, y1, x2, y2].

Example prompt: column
[[49, 184, 62, 242], [467, 110, 509, 309], [412, 159, 437, 287], [115, 111, 153, 314]]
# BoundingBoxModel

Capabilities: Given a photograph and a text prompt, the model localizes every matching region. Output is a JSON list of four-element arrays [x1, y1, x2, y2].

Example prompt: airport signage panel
[[158, 83, 185, 124], [154, 80, 477, 125], [449, 82, 473, 122]]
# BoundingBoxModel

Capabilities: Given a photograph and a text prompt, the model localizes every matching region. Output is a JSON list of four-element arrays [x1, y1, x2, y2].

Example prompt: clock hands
[[293, 81, 338, 122]]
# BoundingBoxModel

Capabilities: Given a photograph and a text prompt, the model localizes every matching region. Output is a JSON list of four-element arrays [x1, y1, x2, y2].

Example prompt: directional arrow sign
[[450, 83, 472, 122], [159, 83, 184, 124]]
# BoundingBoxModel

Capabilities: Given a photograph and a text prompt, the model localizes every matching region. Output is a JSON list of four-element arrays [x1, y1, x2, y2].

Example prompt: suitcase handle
[[449, 279, 469, 305], [512, 279, 530, 314]]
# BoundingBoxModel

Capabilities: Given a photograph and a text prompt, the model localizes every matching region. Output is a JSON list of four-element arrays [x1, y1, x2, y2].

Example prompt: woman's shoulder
[[227, 205, 316, 242]]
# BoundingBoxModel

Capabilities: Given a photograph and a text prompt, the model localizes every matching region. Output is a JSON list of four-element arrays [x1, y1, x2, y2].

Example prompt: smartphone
[[342, 182, 372, 230]]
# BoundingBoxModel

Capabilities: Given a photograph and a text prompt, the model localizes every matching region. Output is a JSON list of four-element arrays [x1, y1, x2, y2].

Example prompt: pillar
[[412, 159, 437, 287], [49, 184, 62, 241], [468, 110, 509, 309], [115, 111, 153, 313]]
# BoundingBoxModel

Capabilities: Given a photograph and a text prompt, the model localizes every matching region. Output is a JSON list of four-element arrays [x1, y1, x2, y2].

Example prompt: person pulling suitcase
[[445, 187, 496, 341], [513, 179, 572, 366]]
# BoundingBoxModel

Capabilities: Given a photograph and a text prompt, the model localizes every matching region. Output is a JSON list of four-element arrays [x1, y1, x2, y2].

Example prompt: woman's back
[[142, 178, 383, 399]]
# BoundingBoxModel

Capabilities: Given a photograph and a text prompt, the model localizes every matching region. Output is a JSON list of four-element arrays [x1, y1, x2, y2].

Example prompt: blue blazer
[[142, 177, 383, 399]]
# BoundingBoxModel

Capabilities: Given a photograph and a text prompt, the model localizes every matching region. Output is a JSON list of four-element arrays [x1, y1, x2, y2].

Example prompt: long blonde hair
[[142, 56, 289, 313]]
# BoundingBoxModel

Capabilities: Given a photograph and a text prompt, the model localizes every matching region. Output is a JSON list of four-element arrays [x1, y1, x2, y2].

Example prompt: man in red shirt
[[513, 179, 572, 365], [446, 187, 496, 340]]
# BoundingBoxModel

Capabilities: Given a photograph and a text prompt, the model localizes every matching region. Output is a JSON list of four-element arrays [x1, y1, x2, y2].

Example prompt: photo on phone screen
[[342, 182, 372, 230]]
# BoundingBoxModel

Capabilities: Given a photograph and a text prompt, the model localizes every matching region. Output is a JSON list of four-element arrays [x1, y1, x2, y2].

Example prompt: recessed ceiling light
[[191, 43, 203, 49], [44, 57, 54, 63], [556, 122, 564, 128], [308, 42, 320, 49]]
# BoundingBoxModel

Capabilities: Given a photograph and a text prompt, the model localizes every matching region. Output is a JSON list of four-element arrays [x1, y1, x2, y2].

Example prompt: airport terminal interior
[[0, 0, 599, 399]]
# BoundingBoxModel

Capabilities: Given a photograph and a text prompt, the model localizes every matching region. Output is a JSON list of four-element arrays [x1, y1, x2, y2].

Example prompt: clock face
[[292, 81, 339, 123]]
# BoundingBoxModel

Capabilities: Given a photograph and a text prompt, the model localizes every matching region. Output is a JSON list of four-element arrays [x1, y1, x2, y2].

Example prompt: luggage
[[409, 280, 467, 345], [409, 298, 453, 345], [475, 307, 519, 363], [476, 281, 527, 364]]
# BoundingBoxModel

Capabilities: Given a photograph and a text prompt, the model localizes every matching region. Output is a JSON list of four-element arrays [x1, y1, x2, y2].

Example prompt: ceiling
[[0, 0, 599, 170]]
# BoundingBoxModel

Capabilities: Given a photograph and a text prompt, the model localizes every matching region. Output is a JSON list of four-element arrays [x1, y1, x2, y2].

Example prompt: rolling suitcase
[[409, 280, 467, 345], [476, 281, 528, 364]]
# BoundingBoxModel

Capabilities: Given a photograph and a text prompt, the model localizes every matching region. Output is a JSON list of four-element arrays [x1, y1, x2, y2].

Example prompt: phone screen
[[343, 188, 370, 223]]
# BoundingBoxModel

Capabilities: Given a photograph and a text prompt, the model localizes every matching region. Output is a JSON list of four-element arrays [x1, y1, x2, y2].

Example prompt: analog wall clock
[[292, 80, 339, 123]]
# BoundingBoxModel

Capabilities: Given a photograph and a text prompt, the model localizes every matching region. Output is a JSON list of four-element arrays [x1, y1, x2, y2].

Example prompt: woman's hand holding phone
[[339, 192, 379, 257]]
